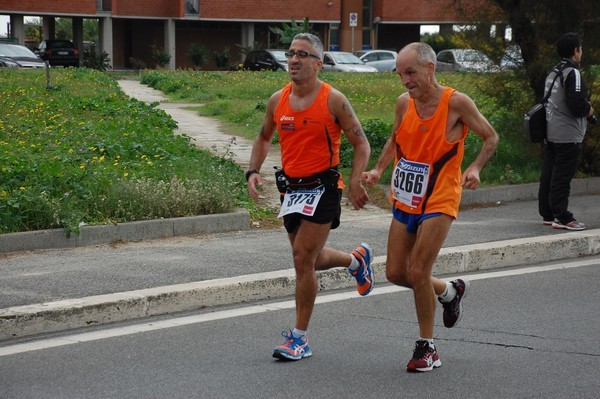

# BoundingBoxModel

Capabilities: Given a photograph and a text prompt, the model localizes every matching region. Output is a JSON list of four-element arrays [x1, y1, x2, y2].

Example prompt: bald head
[[399, 42, 437, 67]]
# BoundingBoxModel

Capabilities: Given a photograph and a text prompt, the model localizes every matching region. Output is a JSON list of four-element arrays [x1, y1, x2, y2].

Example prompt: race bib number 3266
[[391, 158, 430, 208]]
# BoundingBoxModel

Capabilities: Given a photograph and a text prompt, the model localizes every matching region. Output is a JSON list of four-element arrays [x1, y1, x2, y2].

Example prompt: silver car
[[322, 51, 378, 73], [436, 49, 499, 72], [0, 43, 46, 68], [355, 49, 397, 72]]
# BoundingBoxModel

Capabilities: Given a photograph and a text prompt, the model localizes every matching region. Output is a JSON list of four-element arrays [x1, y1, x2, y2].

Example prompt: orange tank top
[[391, 86, 467, 218], [274, 82, 343, 184]]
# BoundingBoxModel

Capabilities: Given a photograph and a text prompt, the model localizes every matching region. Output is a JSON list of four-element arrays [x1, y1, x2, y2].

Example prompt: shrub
[[213, 47, 230, 70], [151, 46, 171, 68], [82, 46, 111, 71], [129, 57, 147, 70], [187, 43, 207, 70], [0, 68, 247, 235]]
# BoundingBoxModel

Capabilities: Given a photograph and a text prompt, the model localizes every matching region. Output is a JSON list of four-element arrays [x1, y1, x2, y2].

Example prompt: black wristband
[[245, 169, 259, 181]]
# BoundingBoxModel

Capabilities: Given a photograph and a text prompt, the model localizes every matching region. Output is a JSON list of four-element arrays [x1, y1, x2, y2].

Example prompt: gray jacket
[[545, 60, 590, 143]]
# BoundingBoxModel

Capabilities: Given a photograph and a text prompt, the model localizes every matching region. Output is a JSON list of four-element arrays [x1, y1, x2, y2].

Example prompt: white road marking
[[0, 257, 597, 357]]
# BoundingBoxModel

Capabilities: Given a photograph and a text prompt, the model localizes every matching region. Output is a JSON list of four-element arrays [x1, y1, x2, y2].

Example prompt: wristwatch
[[245, 169, 260, 181]]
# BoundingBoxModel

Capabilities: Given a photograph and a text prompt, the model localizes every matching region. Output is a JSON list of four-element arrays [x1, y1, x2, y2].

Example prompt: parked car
[[34, 39, 79, 67], [322, 51, 378, 73], [436, 49, 499, 72], [355, 49, 397, 72], [242, 49, 288, 71], [500, 44, 524, 70], [0, 43, 46, 68]]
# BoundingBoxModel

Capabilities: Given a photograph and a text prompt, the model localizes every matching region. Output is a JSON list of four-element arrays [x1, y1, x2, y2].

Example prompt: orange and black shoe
[[350, 243, 374, 296]]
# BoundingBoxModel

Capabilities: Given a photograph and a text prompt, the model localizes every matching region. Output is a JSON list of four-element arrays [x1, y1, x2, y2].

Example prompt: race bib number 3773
[[277, 186, 325, 218], [391, 158, 430, 208]]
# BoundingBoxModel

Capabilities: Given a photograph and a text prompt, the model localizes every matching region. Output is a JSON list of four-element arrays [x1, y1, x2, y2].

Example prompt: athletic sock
[[292, 328, 307, 338], [438, 281, 457, 303], [348, 253, 361, 271]]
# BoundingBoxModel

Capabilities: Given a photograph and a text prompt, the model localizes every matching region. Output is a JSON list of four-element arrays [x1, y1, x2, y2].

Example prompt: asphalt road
[[1, 192, 599, 309], [1, 256, 599, 399]]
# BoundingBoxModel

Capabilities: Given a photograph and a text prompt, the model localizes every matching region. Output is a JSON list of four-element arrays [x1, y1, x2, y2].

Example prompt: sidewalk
[[1, 80, 599, 342]]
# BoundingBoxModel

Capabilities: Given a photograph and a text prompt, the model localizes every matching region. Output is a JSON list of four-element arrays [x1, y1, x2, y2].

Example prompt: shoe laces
[[412, 341, 434, 359], [280, 330, 305, 347]]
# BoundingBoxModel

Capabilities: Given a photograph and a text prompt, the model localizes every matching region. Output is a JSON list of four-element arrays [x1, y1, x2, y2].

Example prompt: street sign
[[349, 12, 358, 27]]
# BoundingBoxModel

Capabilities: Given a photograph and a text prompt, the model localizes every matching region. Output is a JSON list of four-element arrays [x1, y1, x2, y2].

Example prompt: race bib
[[277, 186, 325, 218], [391, 158, 430, 208]]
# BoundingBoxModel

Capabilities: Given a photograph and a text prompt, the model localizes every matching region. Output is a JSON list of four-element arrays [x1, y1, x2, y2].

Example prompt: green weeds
[[141, 69, 551, 186], [0, 68, 246, 235]]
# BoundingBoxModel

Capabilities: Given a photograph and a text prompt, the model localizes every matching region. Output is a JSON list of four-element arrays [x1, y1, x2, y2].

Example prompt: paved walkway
[[116, 79, 390, 218]]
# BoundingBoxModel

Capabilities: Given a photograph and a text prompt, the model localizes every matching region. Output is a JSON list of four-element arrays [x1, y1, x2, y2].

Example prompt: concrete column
[[165, 19, 176, 70], [42, 16, 55, 40], [9, 15, 25, 45], [72, 17, 84, 66], [99, 17, 113, 69], [241, 22, 255, 63], [439, 24, 453, 36]]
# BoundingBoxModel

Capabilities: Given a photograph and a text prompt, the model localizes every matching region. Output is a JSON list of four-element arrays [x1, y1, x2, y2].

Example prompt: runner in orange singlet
[[246, 33, 372, 361], [362, 42, 499, 372]]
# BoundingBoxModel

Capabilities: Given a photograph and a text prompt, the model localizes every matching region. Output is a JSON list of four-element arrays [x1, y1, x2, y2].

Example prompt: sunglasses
[[284, 50, 321, 60]]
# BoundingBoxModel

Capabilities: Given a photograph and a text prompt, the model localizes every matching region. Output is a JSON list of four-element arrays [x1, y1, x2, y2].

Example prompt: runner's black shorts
[[280, 187, 342, 233]]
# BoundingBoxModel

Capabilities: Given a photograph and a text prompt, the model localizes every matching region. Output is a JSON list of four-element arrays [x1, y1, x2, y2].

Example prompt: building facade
[[0, 0, 496, 70]]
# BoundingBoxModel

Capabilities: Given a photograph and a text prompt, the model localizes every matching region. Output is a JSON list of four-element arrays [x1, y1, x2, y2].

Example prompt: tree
[[484, 0, 599, 100], [269, 17, 316, 47], [482, 0, 599, 175]]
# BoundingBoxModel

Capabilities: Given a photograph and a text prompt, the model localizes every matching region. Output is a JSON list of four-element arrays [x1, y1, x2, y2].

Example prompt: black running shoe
[[438, 278, 470, 328]]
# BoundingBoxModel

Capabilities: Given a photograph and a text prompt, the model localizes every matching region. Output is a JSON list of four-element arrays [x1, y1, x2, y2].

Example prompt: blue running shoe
[[350, 243, 374, 296], [272, 330, 312, 361]]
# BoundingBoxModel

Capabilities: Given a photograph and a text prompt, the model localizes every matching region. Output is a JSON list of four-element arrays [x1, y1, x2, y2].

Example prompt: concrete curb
[[0, 208, 250, 253], [459, 176, 600, 207], [1, 177, 599, 254], [2, 228, 599, 341]]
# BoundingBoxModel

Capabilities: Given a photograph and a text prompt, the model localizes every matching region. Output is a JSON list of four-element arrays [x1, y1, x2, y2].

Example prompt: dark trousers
[[538, 142, 582, 223]]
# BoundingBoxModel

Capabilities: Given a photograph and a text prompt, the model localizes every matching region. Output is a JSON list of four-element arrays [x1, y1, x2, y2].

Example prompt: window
[[96, 0, 111, 11], [362, 0, 373, 48], [185, 0, 199, 15]]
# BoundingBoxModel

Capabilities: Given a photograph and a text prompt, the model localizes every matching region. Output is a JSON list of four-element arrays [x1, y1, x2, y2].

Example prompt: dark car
[[243, 49, 288, 71], [0, 43, 46, 68], [35, 39, 79, 67]]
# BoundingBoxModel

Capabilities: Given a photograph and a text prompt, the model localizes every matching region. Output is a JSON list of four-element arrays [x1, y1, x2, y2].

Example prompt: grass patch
[[3, 68, 597, 235], [141, 69, 556, 187], [0, 68, 248, 235]]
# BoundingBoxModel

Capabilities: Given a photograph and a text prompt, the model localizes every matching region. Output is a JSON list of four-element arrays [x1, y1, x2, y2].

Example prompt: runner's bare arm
[[247, 92, 280, 201], [329, 88, 370, 209], [450, 92, 499, 189], [362, 94, 408, 187]]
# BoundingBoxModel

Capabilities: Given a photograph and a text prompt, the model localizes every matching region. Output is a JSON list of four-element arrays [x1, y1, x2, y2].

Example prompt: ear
[[314, 59, 323, 71], [427, 61, 435, 75]]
